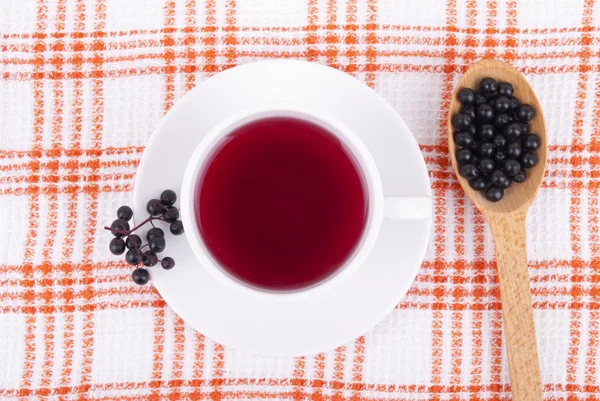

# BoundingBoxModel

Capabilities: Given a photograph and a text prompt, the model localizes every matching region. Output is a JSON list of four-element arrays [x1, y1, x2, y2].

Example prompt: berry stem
[[104, 214, 176, 235]]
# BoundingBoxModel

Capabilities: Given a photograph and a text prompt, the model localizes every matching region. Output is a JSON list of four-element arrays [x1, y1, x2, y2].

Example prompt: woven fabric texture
[[1, 0, 600, 399]]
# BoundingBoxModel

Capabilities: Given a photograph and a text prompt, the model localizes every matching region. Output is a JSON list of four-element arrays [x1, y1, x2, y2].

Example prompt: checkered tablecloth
[[1, 0, 600, 399]]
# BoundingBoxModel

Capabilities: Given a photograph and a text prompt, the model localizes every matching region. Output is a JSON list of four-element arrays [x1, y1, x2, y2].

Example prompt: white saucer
[[133, 60, 432, 356]]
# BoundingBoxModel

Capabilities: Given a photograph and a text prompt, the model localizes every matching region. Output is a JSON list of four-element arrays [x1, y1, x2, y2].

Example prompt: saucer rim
[[133, 59, 432, 356]]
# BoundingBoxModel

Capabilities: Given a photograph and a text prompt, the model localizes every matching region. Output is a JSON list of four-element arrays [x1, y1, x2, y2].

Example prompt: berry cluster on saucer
[[106, 189, 184, 285], [452, 78, 540, 202]]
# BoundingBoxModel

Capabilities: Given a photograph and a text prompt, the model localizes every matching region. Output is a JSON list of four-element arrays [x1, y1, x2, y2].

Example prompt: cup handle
[[384, 196, 432, 220]]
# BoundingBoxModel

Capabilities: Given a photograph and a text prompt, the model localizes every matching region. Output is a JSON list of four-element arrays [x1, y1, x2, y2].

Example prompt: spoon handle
[[488, 211, 542, 401]]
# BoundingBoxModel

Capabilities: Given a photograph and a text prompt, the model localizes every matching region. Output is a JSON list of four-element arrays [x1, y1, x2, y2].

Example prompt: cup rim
[[180, 102, 384, 300]]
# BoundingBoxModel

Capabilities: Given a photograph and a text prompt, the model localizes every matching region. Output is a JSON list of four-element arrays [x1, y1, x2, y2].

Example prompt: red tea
[[196, 117, 368, 290]]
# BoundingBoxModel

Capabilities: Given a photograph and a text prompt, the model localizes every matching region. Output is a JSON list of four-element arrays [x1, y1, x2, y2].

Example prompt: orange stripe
[[292, 356, 306, 401], [567, 310, 583, 384], [465, 0, 483, 395], [450, 307, 464, 397], [39, 0, 68, 387], [568, 191, 583, 385], [520, 36, 589, 48], [47, 8, 66, 145], [3, 22, 600, 40], [51, 173, 600, 195], [0, 142, 592, 175], [1, 281, 158, 303], [4, 376, 600, 396], [571, 0, 596, 150], [202, 0, 218, 75], [69, 0, 86, 151], [431, 1, 457, 388], [0, 154, 593, 187], [590, 184, 600, 271], [431, 311, 444, 390], [0, 25, 306, 41], [430, 186, 448, 392], [203, 0, 217, 75], [29, 0, 47, 144], [470, 310, 483, 401], [0, 260, 124, 275], [61, 191, 81, 263], [12, 295, 600, 315], [5, 376, 600, 398], [453, 195, 466, 261], [567, 0, 596, 388], [0, 183, 135, 197], [8, 386, 600, 401], [184, 0, 197, 91], [305, 0, 318, 61], [311, 353, 326, 401], [163, 0, 176, 112], [438, 0, 458, 150], [37, 152, 58, 378], [2, 37, 599, 68], [4, 47, 600, 68], [1, 43, 38, 52], [483, 0, 498, 57], [0, 270, 133, 289], [169, 316, 186, 401], [0, 145, 144, 160], [0, 171, 137, 191], [211, 343, 225, 401], [584, 311, 599, 385], [3, 270, 599, 311], [461, 0, 478, 66], [490, 310, 503, 385], [2, 61, 599, 82], [59, 312, 75, 388], [0, 300, 167, 315], [364, 0, 377, 88], [332, 346, 346, 399], [433, 191, 448, 263], [503, 0, 518, 61], [470, 209, 486, 400], [191, 332, 206, 400], [20, 0, 47, 394], [591, 66, 600, 152], [149, 3, 176, 399], [20, 313, 37, 396], [151, 308, 166, 397], [109, 34, 309, 51], [1, 31, 596, 63], [343, 0, 358, 76], [465, 0, 477, 29], [450, 193, 465, 391], [0, 155, 140, 174], [349, 336, 365, 400], [325, 0, 339, 69], [76, 1, 106, 398], [224, 0, 238, 70], [76, 189, 100, 397], [8, 388, 600, 401]]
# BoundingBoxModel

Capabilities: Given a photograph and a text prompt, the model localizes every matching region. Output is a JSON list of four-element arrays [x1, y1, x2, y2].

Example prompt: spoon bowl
[[447, 58, 546, 401], [448, 58, 547, 215]]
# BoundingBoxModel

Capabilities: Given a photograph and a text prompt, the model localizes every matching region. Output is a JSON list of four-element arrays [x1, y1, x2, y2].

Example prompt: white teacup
[[181, 103, 431, 300]]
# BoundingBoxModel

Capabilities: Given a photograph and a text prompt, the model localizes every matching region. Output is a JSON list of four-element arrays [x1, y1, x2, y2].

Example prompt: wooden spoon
[[447, 59, 546, 401]]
